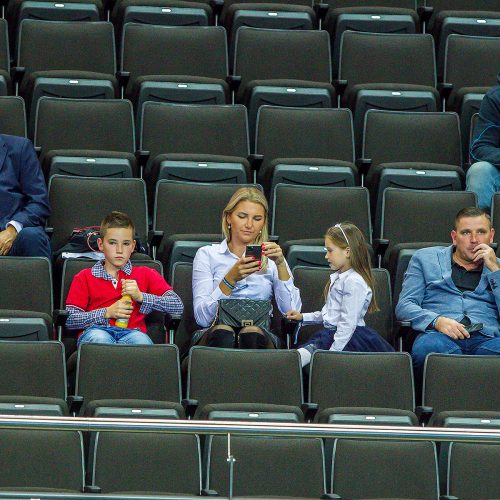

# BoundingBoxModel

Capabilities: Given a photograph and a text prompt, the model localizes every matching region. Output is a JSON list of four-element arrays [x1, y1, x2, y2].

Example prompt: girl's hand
[[226, 256, 261, 284], [286, 310, 303, 321], [262, 241, 285, 266]]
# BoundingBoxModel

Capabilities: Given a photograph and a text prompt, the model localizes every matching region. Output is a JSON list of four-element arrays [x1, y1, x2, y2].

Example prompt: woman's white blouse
[[192, 240, 302, 327], [302, 268, 372, 351]]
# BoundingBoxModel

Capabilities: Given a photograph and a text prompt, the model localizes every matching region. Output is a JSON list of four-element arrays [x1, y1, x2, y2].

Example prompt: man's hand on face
[[0, 226, 18, 256], [472, 243, 500, 272]]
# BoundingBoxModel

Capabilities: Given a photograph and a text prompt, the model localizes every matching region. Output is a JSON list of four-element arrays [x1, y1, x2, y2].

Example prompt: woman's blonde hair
[[324, 222, 378, 313], [222, 187, 269, 269]]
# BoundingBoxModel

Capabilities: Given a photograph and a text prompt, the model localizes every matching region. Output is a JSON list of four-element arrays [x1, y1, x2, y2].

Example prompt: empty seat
[[0, 428, 84, 493], [233, 27, 335, 143], [331, 439, 439, 498], [206, 435, 327, 498], [336, 31, 439, 152], [89, 431, 202, 495], [0, 19, 12, 96], [445, 442, 500, 500], [422, 353, 500, 427], [310, 351, 417, 425], [443, 34, 500, 162], [0, 340, 68, 415], [362, 110, 464, 228], [324, 0, 419, 78], [0, 256, 54, 339], [492, 192, 500, 246], [121, 24, 229, 136], [34, 97, 137, 179], [15, 20, 118, 134], [141, 102, 251, 204], [187, 346, 305, 421], [255, 105, 357, 197], [0, 96, 27, 136], [47, 176, 149, 258]]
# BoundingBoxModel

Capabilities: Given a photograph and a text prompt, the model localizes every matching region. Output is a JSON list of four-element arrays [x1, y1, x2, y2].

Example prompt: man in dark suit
[[0, 134, 51, 258]]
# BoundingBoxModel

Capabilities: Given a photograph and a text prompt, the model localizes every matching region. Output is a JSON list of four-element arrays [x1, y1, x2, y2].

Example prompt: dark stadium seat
[[34, 97, 137, 179], [232, 27, 335, 144], [205, 435, 327, 498], [361, 110, 464, 227], [15, 20, 118, 135], [0, 340, 68, 416], [121, 24, 229, 137], [255, 105, 357, 198], [0, 19, 12, 97], [336, 31, 439, 154], [186, 346, 306, 421], [0, 96, 27, 136]]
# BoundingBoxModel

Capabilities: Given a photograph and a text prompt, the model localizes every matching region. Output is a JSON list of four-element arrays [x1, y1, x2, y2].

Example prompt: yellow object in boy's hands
[[115, 294, 132, 328]]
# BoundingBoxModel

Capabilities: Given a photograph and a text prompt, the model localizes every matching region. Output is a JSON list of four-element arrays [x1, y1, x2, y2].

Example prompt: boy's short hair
[[454, 207, 491, 229], [100, 211, 135, 238]]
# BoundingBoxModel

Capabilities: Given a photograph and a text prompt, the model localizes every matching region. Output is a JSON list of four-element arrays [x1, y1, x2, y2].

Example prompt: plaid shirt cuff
[[139, 290, 184, 316], [66, 305, 108, 330]]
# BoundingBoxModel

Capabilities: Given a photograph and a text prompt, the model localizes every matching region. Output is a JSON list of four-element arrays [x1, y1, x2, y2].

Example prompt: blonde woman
[[192, 187, 301, 349]]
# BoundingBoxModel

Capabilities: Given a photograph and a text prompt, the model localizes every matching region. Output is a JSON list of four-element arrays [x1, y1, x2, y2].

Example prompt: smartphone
[[465, 322, 483, 334], [246, 244, 262, 260]]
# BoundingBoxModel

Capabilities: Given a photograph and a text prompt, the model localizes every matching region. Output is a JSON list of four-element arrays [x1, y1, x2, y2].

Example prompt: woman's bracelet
[[222, 277, 236, 290]]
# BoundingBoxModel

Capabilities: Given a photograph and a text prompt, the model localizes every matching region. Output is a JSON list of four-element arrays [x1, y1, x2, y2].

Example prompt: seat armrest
[[322, 495, 341, 499], [201, 489, 219, 496], [281, 317, 300, 348], [416, 405, 434, 426], [332, 79, 347, 97], [84, 485, 102, 494], [10, 66, 25, 85], [355, 158, 372, 177], [135, 149, 150, 171], [165, 313, 181, 343], [301, 402, 319, 422], [148, 229, 164, 249], [248, 153, 264, 173], [226, 75, 241, 93], [314, 2, 329, 23], [53, 309, 69, 328], [182, 398, 199, 418], [209, 0, 223, 18], [394, 320, 412, 338], [67, 395, 84, 415], [440, 496, 459, 500], [34, 145, 42, 157], [372, 238, 389, 259], [45, 227, 54, 238], [417, 5, 433, 24], [437, 82, 453, 102], [116, 70, 130, 88]]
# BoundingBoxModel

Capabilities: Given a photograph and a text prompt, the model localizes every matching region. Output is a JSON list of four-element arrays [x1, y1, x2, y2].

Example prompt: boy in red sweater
[[66, 211, 183, 345]]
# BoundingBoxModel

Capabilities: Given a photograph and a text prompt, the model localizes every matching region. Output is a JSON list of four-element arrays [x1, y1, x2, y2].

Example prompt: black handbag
[[217, 299, 272, 330]]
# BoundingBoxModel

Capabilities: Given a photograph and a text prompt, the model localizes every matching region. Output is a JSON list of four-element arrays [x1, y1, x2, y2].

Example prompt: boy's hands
[[121, 279, 143, 303], [105, 296, 133, 320], [286, 310, 303, 321]]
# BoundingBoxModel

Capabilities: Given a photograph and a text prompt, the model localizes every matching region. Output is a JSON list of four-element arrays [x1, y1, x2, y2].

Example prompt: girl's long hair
[[221, 187, 269, 270], [324, 222, 379, 313]]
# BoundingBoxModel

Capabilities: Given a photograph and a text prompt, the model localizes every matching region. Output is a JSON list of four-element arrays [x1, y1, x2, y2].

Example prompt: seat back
[[424, 0, 499, 13], [171, 261, 196, 356], [0, 256, 53, 314], [339, 31, 436, 87], [207, 435, 326, 497], [0, 18, 10, 73], [35, 97, 135, 153], [234, 27, 331, 99], [369, 268, 393, 342], [325, 0, 415, 6], [47, 175, 148, 253], [122, 24, 228, 82], [91, 432, 201, 495], [423, 353, 500, 414], [272, 185, 371, 244], [380, 188, 477, 258], [75, 343, 182, 413], [0, 96, 26, 136], [310, 351, 414, 412], [0, 340, 66, 399], [187, 346, 303, 407], [0, 428, 84, 491], [332, 439, 439, 498], [17, 19, 116, 75]]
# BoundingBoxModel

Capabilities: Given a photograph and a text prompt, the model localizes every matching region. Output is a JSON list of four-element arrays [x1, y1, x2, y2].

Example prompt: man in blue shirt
[[396, 207, 500, 385], [0, 134, 51, 259]]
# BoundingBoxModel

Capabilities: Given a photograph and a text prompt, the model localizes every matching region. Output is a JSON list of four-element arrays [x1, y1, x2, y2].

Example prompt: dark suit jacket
[[0, 134, 50, 230]]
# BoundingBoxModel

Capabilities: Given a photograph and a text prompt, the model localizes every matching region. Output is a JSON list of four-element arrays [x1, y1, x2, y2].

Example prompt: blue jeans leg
[[115, 329, 153, 345], [9, 226, 52, 259], [466, 161, 500, 212], [78, 328, 116, 345], [470, 335, 500, 356]]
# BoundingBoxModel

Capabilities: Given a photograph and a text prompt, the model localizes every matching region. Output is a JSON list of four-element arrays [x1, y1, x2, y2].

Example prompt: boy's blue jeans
[[78, 325, 153, 346]]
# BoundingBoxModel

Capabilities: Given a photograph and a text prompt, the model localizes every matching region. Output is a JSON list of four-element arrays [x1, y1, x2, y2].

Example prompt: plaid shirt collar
[[91, 260, 132, 280]]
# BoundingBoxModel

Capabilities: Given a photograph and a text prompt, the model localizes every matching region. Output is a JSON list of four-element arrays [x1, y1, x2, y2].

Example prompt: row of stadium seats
[[2, 426, 495, 498]]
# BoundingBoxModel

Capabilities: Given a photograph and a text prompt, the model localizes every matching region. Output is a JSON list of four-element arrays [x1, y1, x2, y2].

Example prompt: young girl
[[287, 222, 393, 367]]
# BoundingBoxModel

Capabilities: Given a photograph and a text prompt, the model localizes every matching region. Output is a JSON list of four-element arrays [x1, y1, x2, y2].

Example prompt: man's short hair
[[100, 211, 135, 238], [454, 207, 491, 229]]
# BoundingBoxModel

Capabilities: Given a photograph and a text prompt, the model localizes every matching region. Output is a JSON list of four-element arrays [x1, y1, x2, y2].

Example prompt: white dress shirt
[[302, 268, 372, 351], [192, 239, 302, 327]]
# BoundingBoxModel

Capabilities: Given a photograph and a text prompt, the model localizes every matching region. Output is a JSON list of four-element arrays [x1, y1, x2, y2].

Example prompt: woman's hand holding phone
[[261, 241, 285, 266]]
